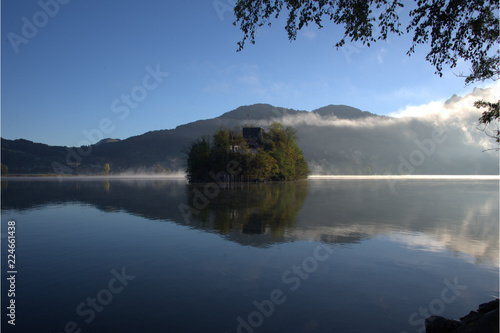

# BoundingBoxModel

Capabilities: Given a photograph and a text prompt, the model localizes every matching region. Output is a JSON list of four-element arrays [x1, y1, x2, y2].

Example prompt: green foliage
[[185, 124, 309, 182], [102, 163, 110, 175], [1, 163, 8, 176], [294, 148, 310, 179], [186, 136, 212, 182], [249, 150, 279, 180], [264, 123, 310, 180], [212, 128, 232, 172]]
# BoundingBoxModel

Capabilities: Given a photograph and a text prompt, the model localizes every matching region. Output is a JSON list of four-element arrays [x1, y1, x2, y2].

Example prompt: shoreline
[[426, 299, 499, 333], [1, 174, 499, 181]]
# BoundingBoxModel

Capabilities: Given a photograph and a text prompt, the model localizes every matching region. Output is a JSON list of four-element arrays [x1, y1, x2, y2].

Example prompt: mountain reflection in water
[[1, 177, 498, 265]]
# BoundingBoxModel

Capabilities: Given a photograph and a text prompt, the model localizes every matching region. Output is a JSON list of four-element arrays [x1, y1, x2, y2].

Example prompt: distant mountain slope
[[219, 104, 307, 121], [1, 139, 68, 174], [218, 103, 379, 121], [312, 105, 380, 119], [1, 100, 498, 175]]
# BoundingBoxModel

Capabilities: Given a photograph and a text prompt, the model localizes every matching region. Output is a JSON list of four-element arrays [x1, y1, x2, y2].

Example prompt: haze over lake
[[1, 177, 498, 332]]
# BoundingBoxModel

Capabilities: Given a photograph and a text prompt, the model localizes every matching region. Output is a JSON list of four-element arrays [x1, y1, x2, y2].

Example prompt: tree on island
[[102, 163, 110, 176], [154, 164, 171, 174], [185, 123, 309, 183], [233, 0, 499, 143], [1, 163, 8, 176]]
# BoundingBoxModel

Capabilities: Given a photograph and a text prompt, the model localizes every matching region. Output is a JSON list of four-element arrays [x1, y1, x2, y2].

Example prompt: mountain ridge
[[1, 102, 498, 175]]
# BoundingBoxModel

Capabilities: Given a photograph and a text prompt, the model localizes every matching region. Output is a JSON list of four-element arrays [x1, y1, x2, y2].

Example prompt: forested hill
[[1, 99, 498, 175]]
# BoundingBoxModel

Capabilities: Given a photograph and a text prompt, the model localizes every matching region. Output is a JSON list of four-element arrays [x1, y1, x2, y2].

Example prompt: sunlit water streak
[[309, 175, 500, 180]]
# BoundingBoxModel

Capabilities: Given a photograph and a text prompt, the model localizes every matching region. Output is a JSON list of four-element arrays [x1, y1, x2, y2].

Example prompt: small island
[[185, 122, 309, 183]]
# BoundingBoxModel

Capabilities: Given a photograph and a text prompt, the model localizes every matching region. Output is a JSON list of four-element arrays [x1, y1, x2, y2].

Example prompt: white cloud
[[203, 80, 231, 94], [302, 29, 317, 40], [203, 63, 261, 94], [376, 47, 388, 64], [388, 100, 447, 118], [237, 73, 261, 87], [244, 85, 499, 152], [389, 84, 500, 119], [387, 85, 499, 149], [379, 85, 435, 102]]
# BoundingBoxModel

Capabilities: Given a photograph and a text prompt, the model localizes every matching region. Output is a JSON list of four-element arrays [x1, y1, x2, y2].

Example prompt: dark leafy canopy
[[234, 0, 404, 49], [234, 0, 499, 82], [233, 0, 499, 144], [408, 0, 499, 84]]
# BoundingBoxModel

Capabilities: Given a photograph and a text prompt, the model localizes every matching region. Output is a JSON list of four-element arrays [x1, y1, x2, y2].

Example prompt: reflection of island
[[183, 181, 309, 237], [1, 178, 498, 265]]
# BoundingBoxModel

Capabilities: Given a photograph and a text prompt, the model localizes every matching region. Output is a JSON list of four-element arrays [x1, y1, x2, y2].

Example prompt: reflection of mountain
[[290, 179, 499, 266], [0, 179, 188, 221], [1, 178, 498, 264]]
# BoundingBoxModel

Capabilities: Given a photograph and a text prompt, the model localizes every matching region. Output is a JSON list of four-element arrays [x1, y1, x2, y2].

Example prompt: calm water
[[1, 177, 498, 333]]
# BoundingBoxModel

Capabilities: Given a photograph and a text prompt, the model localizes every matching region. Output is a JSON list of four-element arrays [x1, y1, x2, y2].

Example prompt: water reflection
[[1, 178, 498, 265], [184, 181, 308, 237], [291, 179, 499, 266]]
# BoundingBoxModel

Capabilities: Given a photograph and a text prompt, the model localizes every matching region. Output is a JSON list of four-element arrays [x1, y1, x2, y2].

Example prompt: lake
[[1, 177, 498, 333]]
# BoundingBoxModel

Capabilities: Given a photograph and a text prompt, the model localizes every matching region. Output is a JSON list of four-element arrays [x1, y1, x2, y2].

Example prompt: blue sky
[[1, 0, 496, 146]]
